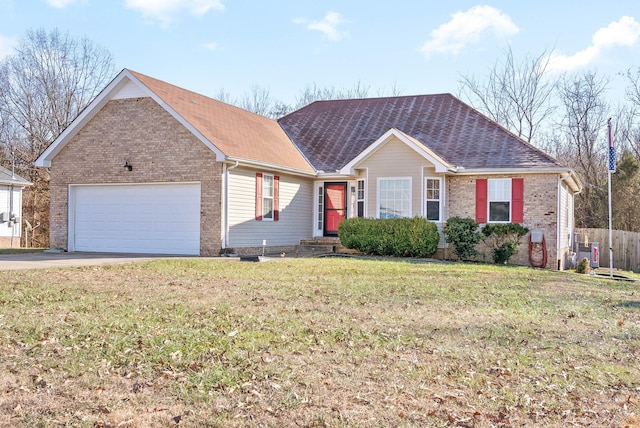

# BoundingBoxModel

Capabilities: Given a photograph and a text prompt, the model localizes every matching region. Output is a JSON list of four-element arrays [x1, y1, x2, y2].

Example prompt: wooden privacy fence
[[575, 228, 640, 273]]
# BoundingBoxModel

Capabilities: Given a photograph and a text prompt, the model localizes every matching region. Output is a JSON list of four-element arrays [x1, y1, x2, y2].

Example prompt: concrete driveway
[[0, 251, 174, 270]]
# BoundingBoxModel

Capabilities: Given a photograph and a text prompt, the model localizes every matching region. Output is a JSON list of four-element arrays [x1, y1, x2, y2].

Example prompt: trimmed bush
[[443, 217, 481, 261], [338, 217, 439, 258], [481, 223, 530, 264]]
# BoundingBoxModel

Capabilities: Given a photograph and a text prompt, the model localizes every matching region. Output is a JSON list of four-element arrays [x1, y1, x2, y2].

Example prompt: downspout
[[223, 161, 239, 250]]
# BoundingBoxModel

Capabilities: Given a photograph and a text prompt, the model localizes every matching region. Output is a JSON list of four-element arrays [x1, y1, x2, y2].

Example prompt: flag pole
[[608, 169, 613, 279], [607, 118, 615, 279]]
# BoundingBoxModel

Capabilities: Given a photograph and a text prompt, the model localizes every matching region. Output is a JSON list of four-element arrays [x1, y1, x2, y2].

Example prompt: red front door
[[324, 183, 347, 236]]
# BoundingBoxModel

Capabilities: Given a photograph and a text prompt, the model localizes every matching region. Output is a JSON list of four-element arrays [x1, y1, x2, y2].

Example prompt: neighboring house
[[0, 166, 32, 248], [35, 69, 582, 269]]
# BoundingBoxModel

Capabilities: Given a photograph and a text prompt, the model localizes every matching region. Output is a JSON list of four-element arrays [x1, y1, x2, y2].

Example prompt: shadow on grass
[[617, 301, 640, 309]]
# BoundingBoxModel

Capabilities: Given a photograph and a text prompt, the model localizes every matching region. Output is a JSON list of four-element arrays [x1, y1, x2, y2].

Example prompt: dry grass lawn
[[0, 257, 639, 427]]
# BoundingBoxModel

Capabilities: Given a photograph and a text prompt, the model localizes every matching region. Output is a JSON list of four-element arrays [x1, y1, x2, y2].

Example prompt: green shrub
[[338, 217, 439, 258], [481, 223, 530, 264], [443, 217, 481, 261], [576, 257, 590, 274]]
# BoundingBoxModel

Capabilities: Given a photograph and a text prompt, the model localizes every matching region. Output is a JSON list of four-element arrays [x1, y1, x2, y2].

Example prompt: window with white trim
[[356, 179, 365, 217], [488, 178, 511, 222], [378, 177, 411, 219], [262, 174, 274, 220], [425, 178, 441, 221], [317, 185, 324, 230]]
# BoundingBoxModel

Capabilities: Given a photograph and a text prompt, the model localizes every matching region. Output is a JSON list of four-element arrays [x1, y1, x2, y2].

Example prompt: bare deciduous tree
[[555, 72, 610, 228], [458, 46, 557, 144], [0, 28, 115, 247]]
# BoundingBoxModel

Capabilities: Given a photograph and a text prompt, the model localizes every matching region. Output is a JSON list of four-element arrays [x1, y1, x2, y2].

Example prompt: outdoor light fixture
[[124, 161, 133, 171]]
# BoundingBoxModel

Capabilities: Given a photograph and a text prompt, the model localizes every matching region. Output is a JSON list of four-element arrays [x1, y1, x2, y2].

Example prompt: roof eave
[[451, 167, 583, 192], [225, 157, 317, 177], [339, 128, 452, 175]]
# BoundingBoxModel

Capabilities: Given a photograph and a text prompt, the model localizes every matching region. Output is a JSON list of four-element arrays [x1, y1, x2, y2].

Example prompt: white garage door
[[71, 183, 201, 255]]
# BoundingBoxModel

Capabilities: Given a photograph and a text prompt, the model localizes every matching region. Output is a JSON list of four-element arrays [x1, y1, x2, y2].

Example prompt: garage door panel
[[72, 183, 201, 255]]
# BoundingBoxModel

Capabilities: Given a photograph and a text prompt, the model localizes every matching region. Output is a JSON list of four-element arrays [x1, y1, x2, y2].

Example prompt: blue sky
[[1, 0, 639, 105]]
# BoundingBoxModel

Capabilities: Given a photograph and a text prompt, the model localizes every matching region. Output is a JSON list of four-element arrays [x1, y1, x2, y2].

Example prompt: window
[[255, 173, 279, 221], [317, 185, 324, 230], [262, 174, 274, 220], [475, 178, 524, 224], [425, 178, 441, 221], [488, 179, 511, 222], [356, 179, 365, 217], [378, 178, 411, 219]]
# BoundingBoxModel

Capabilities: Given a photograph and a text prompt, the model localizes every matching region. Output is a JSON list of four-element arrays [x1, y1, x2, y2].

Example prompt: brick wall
[[447, 174, 560, 269], [48, 97, 222, 256]]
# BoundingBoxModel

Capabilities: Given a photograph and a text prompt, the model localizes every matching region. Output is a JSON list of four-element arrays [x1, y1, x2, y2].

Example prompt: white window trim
[[262, 173, 274, 222], [424, 176, 442, 222], [313, 182, 324, 237], [356, 178, 366, 218], [376, 176, 412, 219], [488, 178, 511, 223]]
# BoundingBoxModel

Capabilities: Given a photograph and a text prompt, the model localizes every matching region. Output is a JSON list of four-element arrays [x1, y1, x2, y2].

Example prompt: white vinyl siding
[[559, 182, 573, 250], [358, 137, 430, 218], [0, 186, 23, 238], [228, 167, 313, 247]]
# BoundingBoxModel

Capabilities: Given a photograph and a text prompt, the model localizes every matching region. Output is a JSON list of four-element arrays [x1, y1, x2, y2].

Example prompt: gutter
[[226, 157, 317, 178]]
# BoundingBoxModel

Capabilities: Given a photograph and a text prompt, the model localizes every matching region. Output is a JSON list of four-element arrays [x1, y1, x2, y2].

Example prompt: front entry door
[[324, 183, 347, 236]]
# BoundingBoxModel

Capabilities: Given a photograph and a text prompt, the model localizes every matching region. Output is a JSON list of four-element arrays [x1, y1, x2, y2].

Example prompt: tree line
[[458, 47, 640, 232], [1, 29, 639, 247]]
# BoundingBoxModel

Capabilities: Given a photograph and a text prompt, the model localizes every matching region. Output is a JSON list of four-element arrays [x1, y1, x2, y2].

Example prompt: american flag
[[608, 118, 616, 173]]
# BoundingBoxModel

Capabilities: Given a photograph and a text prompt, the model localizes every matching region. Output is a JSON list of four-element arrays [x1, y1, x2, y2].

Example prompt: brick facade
[[447, 174, 560, 269], [48, 97, 222, 256]]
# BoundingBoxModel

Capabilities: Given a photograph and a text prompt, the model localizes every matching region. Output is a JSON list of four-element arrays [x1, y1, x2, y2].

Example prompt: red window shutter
[[475, 179, 487, 223], [512, 178, 524, 223], [274, 176, 280, 221], [255, 173, 263, 221]]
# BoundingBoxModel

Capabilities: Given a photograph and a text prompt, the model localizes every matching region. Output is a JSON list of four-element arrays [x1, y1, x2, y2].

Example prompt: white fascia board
[[339, 128, 452, 175], [225, 157, 317, 178], [454, 167, 583, 193], [35, 70, 140, 167], [34, 69, 226, 167]]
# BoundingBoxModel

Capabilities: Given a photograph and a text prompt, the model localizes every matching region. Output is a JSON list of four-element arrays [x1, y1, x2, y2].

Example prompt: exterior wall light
[[124, 161, 133, 171]]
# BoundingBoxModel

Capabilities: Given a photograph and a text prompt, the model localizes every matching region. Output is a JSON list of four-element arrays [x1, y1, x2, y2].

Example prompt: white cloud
[[124, 0, 224, 26], [202, 41, 218, 51], [547, 16, 640, 73], [0, 34, 17, 59], [294, 11, 347, 41], [46, 0, 82, 7], [420, 5, 519, 58]]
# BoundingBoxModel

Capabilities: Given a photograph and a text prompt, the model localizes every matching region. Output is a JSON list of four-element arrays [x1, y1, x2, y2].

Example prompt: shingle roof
[[278, 94, 564, 172], [0, 165, 31, 186], [129, 70, 314, 173]]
